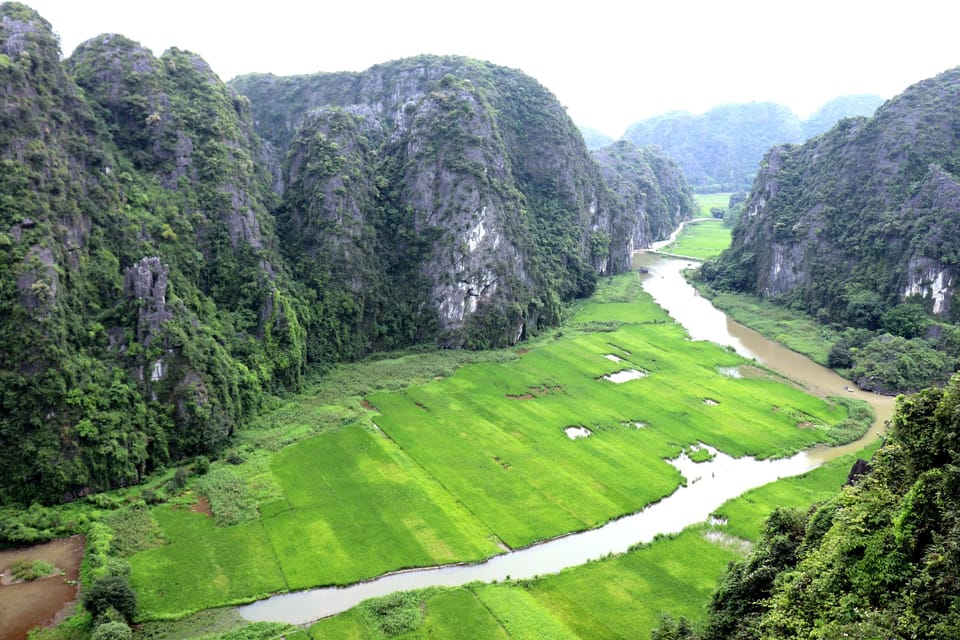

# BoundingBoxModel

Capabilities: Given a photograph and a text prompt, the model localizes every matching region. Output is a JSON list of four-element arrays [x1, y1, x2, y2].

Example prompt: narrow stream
[[239, 253, 892, 626]]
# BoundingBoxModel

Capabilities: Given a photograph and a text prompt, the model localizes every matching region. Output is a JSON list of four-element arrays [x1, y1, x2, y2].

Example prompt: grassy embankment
[[121, 272, 866, 629]]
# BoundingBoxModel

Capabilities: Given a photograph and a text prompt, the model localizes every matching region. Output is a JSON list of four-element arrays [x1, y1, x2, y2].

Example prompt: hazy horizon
[[21, 0, 960, 138]]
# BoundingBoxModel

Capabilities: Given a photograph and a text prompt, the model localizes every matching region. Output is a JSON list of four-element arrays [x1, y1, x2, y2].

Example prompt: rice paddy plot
[[370, 283, 850, 549], [126, 273, 857, 619], [659, 219, 732, 260]]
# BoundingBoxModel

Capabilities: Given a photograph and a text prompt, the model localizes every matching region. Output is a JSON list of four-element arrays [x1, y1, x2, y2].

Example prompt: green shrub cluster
[[9, 557, 57, 580]]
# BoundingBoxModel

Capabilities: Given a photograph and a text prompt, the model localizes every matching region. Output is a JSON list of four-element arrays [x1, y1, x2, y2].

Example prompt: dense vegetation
[[654, 374, 960, 640], [0, 4, 694, 505], [622, 97, 883, 192], [702, 66, 960, 393]]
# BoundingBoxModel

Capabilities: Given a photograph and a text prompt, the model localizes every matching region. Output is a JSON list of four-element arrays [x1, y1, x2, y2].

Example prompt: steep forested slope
[[702, 66, 960, 392], [0, 7, 305, 503], [0, 5, 695, 504]]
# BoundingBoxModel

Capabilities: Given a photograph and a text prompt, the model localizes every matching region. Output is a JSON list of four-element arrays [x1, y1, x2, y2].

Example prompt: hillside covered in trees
[[702, 66, 960, 394], [0, 3, 694, 504], [622, 96, 883, 192]]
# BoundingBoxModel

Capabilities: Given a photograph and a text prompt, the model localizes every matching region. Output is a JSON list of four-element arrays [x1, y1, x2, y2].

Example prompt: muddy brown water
[[634, 253, 895, 461], [239, 252, 894, 625], [0, 535, 85, 640]]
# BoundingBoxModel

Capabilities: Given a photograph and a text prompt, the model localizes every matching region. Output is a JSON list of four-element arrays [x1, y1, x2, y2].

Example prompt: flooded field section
[[0, 536, 84, 640]]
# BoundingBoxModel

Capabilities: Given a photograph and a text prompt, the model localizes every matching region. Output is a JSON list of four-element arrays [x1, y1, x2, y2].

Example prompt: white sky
[[22, 0, 960, 138]]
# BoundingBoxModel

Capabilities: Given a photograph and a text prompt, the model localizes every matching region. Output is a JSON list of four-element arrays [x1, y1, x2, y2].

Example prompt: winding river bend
[[239, 252, 893, 626]]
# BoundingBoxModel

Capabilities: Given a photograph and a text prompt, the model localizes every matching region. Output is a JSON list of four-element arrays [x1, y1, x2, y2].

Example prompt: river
[[238, 253, 892, 626]]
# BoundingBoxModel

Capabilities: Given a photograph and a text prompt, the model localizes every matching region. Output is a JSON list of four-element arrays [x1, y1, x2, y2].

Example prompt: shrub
[[82, 575, 137, 622], [91, 622, 133, 640], [10, 558, 56, 580], [194, 455, 211, 475], [91, 621, 132, 640]]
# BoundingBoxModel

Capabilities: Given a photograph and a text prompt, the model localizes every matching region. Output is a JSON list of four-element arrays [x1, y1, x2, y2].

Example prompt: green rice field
[[693, 193, 733, 218], [658, 219, 732, 260], [124, 272, 863, 624], [307, 527, 742, 640]]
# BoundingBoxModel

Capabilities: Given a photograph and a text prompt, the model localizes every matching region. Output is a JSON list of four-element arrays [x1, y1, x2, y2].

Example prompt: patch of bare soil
[[191, 495, 214, 517]]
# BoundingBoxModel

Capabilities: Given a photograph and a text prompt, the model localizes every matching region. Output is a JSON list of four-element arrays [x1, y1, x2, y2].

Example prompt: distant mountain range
[[581, 95, 884, 191]]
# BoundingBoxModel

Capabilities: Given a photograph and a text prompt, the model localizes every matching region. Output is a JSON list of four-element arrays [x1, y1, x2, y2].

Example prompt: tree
[[82, 575, 137, 622], [880, 303, 930, 339]]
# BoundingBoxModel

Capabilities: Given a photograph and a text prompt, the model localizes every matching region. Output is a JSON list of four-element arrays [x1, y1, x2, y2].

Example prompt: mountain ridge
[[0, 4, 695, 503]]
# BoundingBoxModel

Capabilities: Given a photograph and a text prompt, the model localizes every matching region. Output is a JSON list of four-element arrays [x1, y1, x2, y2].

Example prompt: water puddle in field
[[604, 354, 624, 363], [238, 252, 894, 625], [603, 369, 647, 383], [564, 426, 592, 439], [0, 536, 84, 640], [718, 366, 742, 378]]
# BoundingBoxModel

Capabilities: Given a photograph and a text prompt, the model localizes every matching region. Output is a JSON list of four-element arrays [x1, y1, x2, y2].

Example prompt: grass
[[309, 588, 512, 639], [309, 527, 741, 640], [370, 284, 851, 548], [519, 528, 740, 639], [130, 507, 286, 618], [659, 219, 732, 260], [9, 557, 58, 580], [304, 443, 884, 639], [260, 423, 499, 590], [126, 273, 861, 620], [693, 193, 732, 218], [713, 440, 882, 541], [692, 283, 842, 365]]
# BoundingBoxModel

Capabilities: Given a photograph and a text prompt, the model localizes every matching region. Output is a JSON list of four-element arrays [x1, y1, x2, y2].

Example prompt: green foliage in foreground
[[83, 575, 138, 622], [659, 221, 732, 260]]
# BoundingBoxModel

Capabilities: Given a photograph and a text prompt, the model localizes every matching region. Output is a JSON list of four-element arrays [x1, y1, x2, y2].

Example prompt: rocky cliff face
[[233, 56, 695, 347], [704, 66, 960, 325], [593, 141, 695, 269], [0, 4, 306, 503], [0, 6, 694, 503]]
